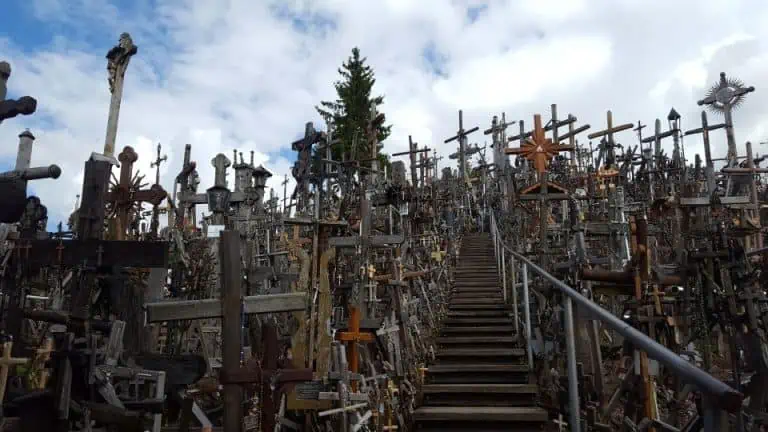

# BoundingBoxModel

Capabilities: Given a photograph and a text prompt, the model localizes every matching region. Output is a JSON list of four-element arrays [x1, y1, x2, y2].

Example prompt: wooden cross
[[146, 231, 310, 432], [0, 339, 29, 404], [337, 307, 375, 389], [391, 136, 431, 188], [685, 111, 726, 171], [106, 146, 167, 240], [444, 110, 479, 179], [587, 110, 633, 169], [505, 114, 574, 175], [281, 174, 290, 214]]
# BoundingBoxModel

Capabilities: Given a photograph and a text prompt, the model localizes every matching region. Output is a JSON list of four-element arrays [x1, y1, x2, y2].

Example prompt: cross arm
[[0, 96, 37, 121], [444, 126, 480, 143], [21, 239, 169, 268], [328, 234, 405, 248], [144, 292, 307, 323], [684, 124, 726, 136], [587, 123, 633, 140], [640, 130, 674, 144]]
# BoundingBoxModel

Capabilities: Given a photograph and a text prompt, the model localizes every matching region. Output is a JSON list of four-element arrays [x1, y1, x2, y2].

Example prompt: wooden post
[[0, 340, 28, 404], [220, 230, 244, 432]]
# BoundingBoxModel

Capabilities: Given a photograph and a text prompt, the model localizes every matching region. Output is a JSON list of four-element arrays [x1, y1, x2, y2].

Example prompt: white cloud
[[1, 0, 767, 229]]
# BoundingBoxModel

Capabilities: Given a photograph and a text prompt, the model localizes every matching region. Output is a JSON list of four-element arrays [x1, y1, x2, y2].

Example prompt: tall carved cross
[[444, 110, 479, 180], [504, 114, 574, 175], [103, 33, 137, 158], [697, 72, 755, 166], [105, 146, 167, 240]]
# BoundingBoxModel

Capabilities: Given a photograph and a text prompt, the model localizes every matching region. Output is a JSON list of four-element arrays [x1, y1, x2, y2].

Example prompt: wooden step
[[448, 304, 507, 311], [443, 317, 513, 325], [441, 326, 515, 334], [413, 406, 548, 422], [436, 348, 525, 358], [422, 384, 538, 407], [426, 363, 530, 385], [447, 310, 507, 317], [437, 336, 517, 344], [449, 297, 502, 305]]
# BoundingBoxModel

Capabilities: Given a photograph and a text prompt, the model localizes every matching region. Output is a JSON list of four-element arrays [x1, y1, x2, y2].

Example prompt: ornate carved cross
[[505, 114, 574, 175], [106, 146, 167, 240], [103, 33, 137, 157]]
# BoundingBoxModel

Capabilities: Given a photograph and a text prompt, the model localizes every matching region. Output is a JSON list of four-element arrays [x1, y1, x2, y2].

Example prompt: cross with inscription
[[105, 146, 167, 240], [0, 61, 37, 124], [444, 110, 479, 180]]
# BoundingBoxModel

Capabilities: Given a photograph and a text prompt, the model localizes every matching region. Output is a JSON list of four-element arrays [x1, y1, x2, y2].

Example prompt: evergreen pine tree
[[316, 47, 392, 169]]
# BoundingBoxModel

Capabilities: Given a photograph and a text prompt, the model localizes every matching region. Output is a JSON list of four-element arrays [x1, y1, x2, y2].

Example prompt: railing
[[488, 211, 743, 432]]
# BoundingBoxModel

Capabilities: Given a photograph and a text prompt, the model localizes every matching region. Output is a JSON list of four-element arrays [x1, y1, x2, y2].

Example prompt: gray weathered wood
[[145, 292, 306, 323]]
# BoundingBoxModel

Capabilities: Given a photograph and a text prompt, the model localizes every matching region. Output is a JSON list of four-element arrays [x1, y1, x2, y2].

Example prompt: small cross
[[0, 339, 29, 404], [150, 142, 167, 186]]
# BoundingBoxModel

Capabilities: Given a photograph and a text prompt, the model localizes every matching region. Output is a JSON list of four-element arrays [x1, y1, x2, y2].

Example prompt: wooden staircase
[[413, 233, 548, 431]]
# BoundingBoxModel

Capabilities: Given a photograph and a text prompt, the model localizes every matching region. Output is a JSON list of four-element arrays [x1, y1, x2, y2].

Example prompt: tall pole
[[103, 33, 137, 158]]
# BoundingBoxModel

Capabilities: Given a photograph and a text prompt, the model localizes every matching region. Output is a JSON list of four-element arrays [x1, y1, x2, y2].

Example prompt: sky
[[0, 0, 766, 230]]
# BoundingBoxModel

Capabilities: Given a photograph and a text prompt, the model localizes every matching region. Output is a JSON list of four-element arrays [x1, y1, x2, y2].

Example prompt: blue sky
[[1, 0, 766, 232]]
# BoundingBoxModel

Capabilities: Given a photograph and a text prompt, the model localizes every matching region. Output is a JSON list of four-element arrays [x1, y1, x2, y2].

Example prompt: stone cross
[[444, 110, 479, 180], [103, 33, 137, 158], [212, 153, 231, 188], [0, 60, 37, 124]]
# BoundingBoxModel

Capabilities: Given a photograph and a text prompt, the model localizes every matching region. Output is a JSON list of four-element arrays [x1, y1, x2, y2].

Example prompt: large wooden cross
[[444, 110, 479, 180], [106, 146, 167, 240], [505, 114, 575, 175], [587, 110, 633, 169], [145, 231, 311, 432], [392, 136, 431, 188]]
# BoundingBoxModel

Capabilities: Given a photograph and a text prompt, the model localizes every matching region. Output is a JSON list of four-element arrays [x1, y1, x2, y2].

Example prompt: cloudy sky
[[0, 0, 765, 229]]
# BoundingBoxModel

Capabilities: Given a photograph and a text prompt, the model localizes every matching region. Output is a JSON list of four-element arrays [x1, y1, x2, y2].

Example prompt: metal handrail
[[488, 211, 744, 416]]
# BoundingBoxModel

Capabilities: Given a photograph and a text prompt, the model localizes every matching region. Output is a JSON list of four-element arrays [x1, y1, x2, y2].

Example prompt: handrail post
[[564, 296, 581, 432], [522, 264, 534, 371], [512, 256, 519, 335]]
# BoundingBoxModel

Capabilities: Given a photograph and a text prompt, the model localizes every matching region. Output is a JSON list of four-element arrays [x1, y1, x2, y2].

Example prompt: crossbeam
[[144, 292, 307, 323]]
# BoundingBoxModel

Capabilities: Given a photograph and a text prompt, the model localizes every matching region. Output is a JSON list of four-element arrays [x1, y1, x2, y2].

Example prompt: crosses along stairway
[[413, 233, 548, 431]]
